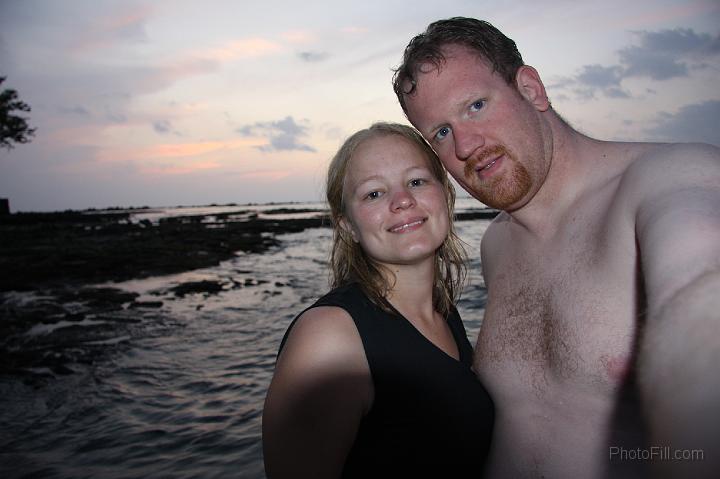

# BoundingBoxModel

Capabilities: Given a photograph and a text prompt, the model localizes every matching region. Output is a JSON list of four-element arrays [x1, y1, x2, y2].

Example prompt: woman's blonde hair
[[326, 122, 467, 316]]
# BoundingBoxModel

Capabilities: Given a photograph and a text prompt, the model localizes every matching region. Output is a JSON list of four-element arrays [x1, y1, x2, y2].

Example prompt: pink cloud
[[96, 138, 265, 163], [281, 30, 318, 44], [141, 160, 222, 176], [201, 38, 283, 62], [69, 4, 153, 52], [616, 1, 719, 29]]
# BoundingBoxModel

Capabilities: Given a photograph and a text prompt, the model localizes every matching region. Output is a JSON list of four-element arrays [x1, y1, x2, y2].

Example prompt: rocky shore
[[0, 206, 498, 292], [0, 208, 331, 292], [0, 205, 497, 377]]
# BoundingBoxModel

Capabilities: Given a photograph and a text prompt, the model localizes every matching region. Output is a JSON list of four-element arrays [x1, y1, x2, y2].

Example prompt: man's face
[[404, 45, 552, 211]]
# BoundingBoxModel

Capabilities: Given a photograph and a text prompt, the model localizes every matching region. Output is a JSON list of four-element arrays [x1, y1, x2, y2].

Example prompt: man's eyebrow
[[425, 123, 445, 138], [423, 94, 481, 139]]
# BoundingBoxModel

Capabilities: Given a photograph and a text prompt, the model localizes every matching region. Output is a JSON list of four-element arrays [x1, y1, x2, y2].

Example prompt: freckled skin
[[341, 135, 450, 268]]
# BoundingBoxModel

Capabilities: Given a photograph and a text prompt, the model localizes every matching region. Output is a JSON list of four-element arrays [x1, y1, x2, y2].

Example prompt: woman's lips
[[388, 217, 426, 233]]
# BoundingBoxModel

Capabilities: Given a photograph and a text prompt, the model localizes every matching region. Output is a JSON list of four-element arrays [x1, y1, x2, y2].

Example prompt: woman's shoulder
[[264, 291, 374, 476], [290, 304, 358, 346], [315, 282, 366, 307], [272, 300, 373, 412], [279, 294, 367, 371]]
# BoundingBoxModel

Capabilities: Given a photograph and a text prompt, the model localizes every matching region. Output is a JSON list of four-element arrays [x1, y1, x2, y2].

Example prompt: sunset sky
[[1, 0, 718, 211]]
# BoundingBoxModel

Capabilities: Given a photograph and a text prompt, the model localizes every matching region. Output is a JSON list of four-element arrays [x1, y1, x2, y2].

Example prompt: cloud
[[605, 88, 630, 99], [238, 116, 316, 152], [58, 106, 91, 116], [550, 27, 720, 99], [106, 111, 128, 124], [563, 64, 630, 99], [628, 28, 720, 56], [202, 38, 283, 62], [576, 64, 623, 88], [644, 100, 720, 145], [95, 138, 264, 164], [70, 4, 152, 52], [141, 160, 221, 176], [281, 30, 317, 44], [298, 51, 329, 62], [153, 119, 176, 135], [618, 29, 719, 80], [618, 46, 688, 80]]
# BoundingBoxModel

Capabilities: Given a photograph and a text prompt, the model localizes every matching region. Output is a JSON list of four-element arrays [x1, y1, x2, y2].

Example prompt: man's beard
[[463, 145, 532, 211]]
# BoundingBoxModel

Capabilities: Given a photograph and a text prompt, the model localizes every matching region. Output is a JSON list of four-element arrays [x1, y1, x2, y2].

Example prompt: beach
[[0, 201, 495, 478]]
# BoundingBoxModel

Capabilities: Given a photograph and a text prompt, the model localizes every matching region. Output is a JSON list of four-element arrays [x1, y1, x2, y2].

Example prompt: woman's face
[[341, 134, 450, 268]]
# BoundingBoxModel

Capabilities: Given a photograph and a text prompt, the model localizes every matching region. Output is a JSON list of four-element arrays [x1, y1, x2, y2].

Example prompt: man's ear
[[515, 65, 550, 112], [339, 216, 359, 243]]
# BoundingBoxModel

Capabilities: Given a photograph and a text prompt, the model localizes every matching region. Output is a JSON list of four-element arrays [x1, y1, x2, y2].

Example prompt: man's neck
[[506, 115, 604, 237]]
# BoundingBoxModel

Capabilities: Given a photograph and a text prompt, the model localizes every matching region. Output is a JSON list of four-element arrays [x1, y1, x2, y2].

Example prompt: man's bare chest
[[476, 212, 639, 393]]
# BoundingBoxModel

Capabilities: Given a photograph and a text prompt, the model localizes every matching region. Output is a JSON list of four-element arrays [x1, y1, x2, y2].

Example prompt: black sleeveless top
[[279, 283, 494, 478]]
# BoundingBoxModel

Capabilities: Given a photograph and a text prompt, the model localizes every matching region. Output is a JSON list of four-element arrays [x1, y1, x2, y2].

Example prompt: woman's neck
[[382, 258, 438, 323]]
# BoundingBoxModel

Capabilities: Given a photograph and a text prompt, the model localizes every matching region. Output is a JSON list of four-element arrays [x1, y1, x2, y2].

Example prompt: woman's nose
[[391, 188, 415, 211]]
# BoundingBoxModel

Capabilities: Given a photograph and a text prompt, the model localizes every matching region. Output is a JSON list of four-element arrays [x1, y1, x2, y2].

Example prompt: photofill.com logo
[[609, 446, 705, 462]]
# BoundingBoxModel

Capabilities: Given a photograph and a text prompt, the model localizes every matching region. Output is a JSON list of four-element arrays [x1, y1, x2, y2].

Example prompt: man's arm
[[632, 143, 720, 476], [262, 306, 372, 478]]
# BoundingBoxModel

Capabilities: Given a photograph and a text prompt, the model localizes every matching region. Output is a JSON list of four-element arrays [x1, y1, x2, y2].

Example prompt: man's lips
[[464, 146, 508, 179], [475, 155, 501, 172], [388, 217, 427, 233]]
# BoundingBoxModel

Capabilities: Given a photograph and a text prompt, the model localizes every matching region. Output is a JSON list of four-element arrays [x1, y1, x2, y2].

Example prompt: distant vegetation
[[0, 76, 36, 150]]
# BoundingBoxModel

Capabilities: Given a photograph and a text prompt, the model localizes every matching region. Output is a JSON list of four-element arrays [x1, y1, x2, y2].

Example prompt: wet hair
[[326, 122, 466, 316], [392, 17, 524, 114]]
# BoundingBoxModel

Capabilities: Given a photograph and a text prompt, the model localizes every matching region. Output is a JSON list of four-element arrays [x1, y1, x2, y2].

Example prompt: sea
[[0, 199, 493, 479]]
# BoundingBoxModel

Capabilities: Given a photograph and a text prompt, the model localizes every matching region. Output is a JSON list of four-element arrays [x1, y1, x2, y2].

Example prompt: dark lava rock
[[0, 206, 496, 293], [129, 300, 164, 309], [0, 210, 326, 291], [54, 287, 139, 308], [170, 280, 224, 297]]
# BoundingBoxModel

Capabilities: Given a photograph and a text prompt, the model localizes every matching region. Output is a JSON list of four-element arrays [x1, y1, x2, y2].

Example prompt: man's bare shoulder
[[480, 212, 513, 271], [619, 142, 720, 196]]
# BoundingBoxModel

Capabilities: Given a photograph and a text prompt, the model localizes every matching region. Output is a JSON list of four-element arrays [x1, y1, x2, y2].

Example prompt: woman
[[262, 123, 494, 478]]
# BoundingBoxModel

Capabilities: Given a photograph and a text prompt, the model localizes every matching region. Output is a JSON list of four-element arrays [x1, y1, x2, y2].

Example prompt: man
[[393, 17, 719, 478]]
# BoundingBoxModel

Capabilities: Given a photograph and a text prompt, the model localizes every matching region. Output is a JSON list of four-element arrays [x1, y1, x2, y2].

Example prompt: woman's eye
[[435, 126, 450, 141], [365, 191, 381, 200], [409, 178, 426, 187], [470, 100, 485, 112]]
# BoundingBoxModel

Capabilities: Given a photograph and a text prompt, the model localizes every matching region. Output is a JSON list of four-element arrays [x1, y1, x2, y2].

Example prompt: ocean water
[[0, 202, 492, 478]]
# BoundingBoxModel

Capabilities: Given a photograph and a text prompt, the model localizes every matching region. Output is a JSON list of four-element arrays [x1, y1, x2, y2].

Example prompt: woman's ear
[[339, 216, 359, 243], [515, 65, 551, 112]]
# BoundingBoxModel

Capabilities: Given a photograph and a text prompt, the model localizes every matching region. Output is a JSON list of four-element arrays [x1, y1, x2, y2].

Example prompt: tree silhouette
[[0, 76, 36, 149]]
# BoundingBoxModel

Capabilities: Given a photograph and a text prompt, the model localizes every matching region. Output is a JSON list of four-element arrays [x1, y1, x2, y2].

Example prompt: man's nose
[[454, 122, 484, 161], [391, 188, 415, 211]]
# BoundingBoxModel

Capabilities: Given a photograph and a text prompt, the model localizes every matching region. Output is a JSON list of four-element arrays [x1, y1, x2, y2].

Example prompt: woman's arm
[[262, 306, 373, 478]]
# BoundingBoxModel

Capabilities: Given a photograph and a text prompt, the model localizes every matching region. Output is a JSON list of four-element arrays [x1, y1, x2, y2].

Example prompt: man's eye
[[435, 126, 450, 141], [470, 100, 485, 112]]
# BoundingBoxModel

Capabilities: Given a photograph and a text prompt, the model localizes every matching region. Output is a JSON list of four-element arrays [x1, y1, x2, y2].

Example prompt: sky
[[1, 0, 718, 212]]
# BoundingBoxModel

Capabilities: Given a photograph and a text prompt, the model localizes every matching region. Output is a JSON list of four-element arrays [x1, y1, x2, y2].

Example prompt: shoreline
[[0, 206, 497, 377], [0, 207, 498, 292]]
